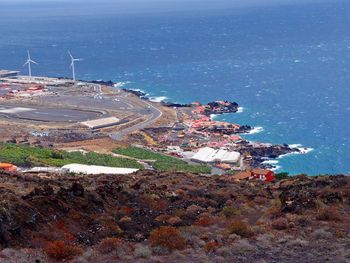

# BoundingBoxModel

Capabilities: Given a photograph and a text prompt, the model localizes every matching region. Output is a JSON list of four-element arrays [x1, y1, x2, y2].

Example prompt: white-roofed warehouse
[[191, 147, 240, 164]]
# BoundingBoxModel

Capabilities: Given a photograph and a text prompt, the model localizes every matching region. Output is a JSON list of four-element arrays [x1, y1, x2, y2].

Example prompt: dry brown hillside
[[0, 171, 348, 262]]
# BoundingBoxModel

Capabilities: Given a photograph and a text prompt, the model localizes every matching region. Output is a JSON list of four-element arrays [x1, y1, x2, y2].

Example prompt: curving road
[[89, 84, 163, 139], [109, 99, 163, 140], [0, 80, 164, 138]]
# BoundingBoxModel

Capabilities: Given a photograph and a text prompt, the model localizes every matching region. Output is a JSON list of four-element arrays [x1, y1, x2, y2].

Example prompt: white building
[[0, 70, 19, 78], [80, 117, 121, 129], [191, 147, 240, 164]]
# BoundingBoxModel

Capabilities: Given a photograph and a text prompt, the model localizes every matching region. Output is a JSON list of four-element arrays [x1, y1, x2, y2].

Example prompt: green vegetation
[[226, 170, 238, 175], [0, 143, 143, 169], [275, 172, 290, 181], [113, 147, 211, 174]]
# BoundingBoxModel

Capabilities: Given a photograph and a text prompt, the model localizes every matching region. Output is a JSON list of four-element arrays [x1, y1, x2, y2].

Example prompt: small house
[[251, 169, 275, 182], [230, 169, 275, 182]]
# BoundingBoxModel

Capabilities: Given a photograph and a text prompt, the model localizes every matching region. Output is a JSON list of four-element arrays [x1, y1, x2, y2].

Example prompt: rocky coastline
[[203, 101, 239, 115], [97, 80, 304, 171], [189, 100, 300, 170]]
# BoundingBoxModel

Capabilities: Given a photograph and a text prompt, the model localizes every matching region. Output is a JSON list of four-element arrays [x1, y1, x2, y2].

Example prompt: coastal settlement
[[0, 70, 304, 179]]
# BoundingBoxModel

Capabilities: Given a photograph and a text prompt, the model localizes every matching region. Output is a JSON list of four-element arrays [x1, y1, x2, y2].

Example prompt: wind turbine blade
[[23, 61, 29, 67], [74, 58, 84, 61], [31, 60, 38, 65], [68, 51, 73, 59]]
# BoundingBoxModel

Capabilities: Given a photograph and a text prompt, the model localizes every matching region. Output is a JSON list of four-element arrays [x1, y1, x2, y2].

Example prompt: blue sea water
[[0, 1, 349, 175]]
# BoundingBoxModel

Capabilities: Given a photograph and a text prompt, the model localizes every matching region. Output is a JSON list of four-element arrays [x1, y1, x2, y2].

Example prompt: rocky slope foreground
[[0, 171, 348, 262]]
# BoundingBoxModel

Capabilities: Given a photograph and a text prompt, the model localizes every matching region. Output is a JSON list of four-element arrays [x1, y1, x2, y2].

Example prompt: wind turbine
[[68, 51, 83, 81], [23, 50, 38, 78]]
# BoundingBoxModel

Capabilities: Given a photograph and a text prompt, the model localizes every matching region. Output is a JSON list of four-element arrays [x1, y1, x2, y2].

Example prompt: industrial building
[[0, 76, 73, 86], [80, 117, 121, 129], [191, 147, 241, 164], [0, 70, 19, 78]]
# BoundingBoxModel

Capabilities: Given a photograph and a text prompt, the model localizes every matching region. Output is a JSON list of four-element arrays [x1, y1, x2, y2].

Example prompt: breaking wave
[[237, 107, 244, 113], [278, 144, 314, 159], [149, 96, 168, 102], [246, 126, 264, 135], [210, 114, 219, 120], [262, 159, 281, 171], [113, 81, 130, 88], [262, 160, 279, 165], [271, 165, 282, 172]]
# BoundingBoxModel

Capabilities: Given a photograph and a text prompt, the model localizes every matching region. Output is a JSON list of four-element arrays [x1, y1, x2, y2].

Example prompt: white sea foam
[[261, 159, 282, 171], [289, 144, 303, 148], [271, 165, 282, 172], [210, 114, 219, 120], [237, 107, 244, 113], [113, 81, 130, 88], [278, 144, 314, 159], [149, 96, 168, 102], [245, 126, 264, 135], [297, 147, 314, 154], [129, 88, 146, 93], [289, 144, 314, 154], [262, 160, 279, 165]]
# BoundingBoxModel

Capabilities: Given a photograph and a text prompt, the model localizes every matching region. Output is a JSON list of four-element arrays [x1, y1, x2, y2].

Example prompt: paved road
[[87, 83, 164, 140], [110, 99, 163, 140], [0, 105, 100, 122], [42, 95, 134, 111], [0, 82, 163, 134]]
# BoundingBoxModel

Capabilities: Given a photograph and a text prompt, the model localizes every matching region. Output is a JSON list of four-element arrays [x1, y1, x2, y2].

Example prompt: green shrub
[[0, 143, 142, 169], [113, 147, 211, 174]]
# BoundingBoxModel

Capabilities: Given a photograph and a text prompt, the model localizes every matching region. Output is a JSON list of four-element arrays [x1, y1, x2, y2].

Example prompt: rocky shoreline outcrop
[[237, 142, 297, 169], [203, 101, 239, 116]]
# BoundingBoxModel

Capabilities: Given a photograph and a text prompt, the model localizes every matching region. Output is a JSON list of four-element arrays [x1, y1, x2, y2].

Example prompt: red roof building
[[251, 169, 275, 182], [230, 169, 275, 182]]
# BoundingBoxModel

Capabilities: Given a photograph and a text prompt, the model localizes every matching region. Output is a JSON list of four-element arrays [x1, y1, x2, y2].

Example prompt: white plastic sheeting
[[62, 164, 139, 175]]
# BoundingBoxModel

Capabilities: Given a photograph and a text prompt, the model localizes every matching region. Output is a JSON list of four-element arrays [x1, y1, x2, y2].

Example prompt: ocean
[[0, 0, 349, 175]]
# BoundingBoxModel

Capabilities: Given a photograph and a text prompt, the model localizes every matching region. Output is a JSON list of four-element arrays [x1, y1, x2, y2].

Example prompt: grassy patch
[[113, 147, 211, 174], [0, 143, 143, 169]]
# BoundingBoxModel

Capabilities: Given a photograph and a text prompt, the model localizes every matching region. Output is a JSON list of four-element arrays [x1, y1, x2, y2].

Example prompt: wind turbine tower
[[23, 50, 38, 78], [68, 51, 83, 81]]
